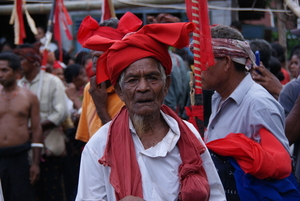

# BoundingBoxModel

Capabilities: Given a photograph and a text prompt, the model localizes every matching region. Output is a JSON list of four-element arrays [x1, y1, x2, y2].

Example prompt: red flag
[[53, 0, 73, 62], [185, 0, 215, 136], [101, 0, 116, 23]]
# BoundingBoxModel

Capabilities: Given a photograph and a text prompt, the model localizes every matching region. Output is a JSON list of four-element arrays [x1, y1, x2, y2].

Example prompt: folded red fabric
[[207, 128, 291, 179]]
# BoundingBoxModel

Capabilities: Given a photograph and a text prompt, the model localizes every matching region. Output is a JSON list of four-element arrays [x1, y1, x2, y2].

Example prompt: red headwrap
[[14, 47, 42, 65], [77, 11, 143, 44], [82, 22, 195, 85]]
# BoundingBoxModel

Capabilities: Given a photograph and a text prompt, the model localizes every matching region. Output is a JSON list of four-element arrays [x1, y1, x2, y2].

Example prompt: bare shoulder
[[19, 87, 39, 102]]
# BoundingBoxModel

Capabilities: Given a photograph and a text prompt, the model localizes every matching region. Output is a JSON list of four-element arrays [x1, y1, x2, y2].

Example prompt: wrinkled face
[[0, 60, 18, 87], [289, 54, 300, 78], [202, 57, 227, 91], [115, 58, 170, 117]]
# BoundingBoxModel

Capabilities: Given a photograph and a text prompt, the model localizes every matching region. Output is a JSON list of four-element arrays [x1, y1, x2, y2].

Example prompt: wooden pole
[[276, 0, 287, 60]]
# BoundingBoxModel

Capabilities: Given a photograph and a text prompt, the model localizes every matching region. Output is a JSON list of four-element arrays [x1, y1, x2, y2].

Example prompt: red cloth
[[101, 0, 114, 22], [185, 105, 204, 135], [77, 12, 142, 45], [82, 22, 195, 85], [99, 105, 210, 200], [53, 0, 73, 62], [14, 47, 41, 64], [16, 0, 26, 44], [53, 60, 63, 69], [281, 68, 291, 85], [206, 128, 291, 180], [85, 61, 95, 78]]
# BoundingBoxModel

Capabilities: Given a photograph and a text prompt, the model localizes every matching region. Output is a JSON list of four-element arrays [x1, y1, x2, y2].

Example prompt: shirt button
[[211, 126, 214, 130]]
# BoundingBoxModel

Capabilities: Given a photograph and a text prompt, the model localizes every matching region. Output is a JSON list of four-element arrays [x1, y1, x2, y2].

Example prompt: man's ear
[[114, 83, 124, 102], [224, 56, 232, 72]]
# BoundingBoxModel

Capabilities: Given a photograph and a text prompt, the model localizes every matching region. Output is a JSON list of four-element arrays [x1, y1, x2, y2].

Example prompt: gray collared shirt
[[204, 73, 289, 152]]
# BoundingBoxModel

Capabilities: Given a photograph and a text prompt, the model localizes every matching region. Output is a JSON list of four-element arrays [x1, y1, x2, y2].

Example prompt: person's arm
[[251, 63, 283, 100], [29, 92, 43, 185], [285, 94, 300, 145], [65, 83, 82, 110], [89, 77, 111, 125], [46, 76, 68, 126]]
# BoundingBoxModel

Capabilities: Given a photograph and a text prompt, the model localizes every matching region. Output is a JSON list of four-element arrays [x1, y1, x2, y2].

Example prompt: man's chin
[[133, 104, 160, 116]]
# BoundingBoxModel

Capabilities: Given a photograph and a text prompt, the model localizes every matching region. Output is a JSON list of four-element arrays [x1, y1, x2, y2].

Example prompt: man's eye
[[149, 76, 159, 81], [127, 79, 138, 83]]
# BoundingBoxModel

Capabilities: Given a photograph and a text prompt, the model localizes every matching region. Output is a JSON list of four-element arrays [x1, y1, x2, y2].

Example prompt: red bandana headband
[[212, 38, 256, 71], [14, 47, 42, 65]]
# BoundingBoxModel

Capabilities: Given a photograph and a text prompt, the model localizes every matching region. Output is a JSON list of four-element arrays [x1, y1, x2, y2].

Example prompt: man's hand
[[89, 77, 107, 107], [250, 63, 283, 100], [119, 196, 145, 201], [29, 163, 40, 185], [65, 83, 78, 101], [89, 77, 111, 124]]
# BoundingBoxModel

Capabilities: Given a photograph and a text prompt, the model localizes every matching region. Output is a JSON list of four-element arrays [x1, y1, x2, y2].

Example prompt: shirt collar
[[129, 110, 180, 135], [20, 71, 41, 85], [229, 73, 254, 105], [129, 110, 181, 157], [213, 73, 254, 106]]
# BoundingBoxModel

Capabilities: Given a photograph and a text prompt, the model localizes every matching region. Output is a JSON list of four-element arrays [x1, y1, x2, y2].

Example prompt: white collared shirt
[[76, 111, 226, 201]]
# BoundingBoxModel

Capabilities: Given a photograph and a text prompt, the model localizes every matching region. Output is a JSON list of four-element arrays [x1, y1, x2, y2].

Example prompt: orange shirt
[[75, 82, 124, 142]]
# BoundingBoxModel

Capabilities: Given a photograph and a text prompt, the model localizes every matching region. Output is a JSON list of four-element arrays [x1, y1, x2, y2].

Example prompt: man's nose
[[137, 78, 150, 91]]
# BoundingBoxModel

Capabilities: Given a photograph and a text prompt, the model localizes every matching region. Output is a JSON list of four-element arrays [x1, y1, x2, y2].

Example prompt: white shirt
[[76, 111, 226, 201]]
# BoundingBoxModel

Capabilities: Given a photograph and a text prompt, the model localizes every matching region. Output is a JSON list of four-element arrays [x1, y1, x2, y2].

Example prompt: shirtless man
[[0, 52, 43, 201]]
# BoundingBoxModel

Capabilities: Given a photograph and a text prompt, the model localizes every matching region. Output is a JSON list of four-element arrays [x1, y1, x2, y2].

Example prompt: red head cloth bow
[[77, 11, 142, 44], [82, 22, 196, 85]]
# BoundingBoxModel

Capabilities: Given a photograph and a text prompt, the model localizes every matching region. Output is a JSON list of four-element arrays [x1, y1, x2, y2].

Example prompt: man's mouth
[[136, 99, 153, 103]]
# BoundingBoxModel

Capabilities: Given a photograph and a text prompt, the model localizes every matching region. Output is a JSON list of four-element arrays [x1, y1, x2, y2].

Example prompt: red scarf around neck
[[99, 105, 210, 200]]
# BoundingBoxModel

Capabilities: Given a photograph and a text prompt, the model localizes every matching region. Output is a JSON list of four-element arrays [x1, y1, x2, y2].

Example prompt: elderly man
[[76, 22, 226, 201], [202, 25, 298, 200]]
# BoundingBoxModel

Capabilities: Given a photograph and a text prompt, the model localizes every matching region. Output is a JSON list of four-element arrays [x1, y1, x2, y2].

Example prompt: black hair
[[64, 63, 81, 83], [289, 44, 300, 60], [271, 43, 286, 63], [250, 39, 271, 69], [74, 51, 91, 66], [0, 52, 21, 71], [55, 48, 72, 66], [269, 56, 284, 81]]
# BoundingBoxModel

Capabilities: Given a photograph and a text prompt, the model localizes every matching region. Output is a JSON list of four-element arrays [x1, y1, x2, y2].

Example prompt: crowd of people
[[1, 11, 300, 201]]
